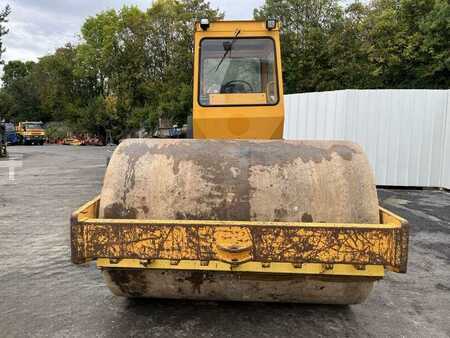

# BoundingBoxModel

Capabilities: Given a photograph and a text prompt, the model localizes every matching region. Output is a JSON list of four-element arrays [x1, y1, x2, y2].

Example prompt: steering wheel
[[221, 80, 254, 93]]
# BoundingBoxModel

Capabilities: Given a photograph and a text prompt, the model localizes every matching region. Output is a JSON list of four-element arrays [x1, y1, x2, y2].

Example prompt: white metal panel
[[284, 89, 450, 188], [442, 91, 450, 189]]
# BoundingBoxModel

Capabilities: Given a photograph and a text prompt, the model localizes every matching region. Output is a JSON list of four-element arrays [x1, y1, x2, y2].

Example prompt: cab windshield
[[199, 38, 278, 106], [24, 123, 43, 130]]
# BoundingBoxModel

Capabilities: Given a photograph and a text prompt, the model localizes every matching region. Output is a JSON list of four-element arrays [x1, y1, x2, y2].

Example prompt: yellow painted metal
[[77, 195, 99, 218], [97, 258, 385, 277], [209, 93, 268, 105], [72, 196, 406, 230], [71, 196, 409, 276], [193, 20, 285, 140]]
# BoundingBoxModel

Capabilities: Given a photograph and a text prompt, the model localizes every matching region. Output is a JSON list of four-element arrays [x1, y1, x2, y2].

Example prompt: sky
[[0, 0, 265, 65]]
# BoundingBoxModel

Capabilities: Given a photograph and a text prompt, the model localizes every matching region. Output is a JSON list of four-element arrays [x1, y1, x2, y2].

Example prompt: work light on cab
[[200, 18, 210, 31], [266, 18, 277, 30]]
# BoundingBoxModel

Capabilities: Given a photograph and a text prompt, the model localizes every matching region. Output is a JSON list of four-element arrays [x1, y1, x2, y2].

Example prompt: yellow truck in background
[[16, 121, 46, 145]]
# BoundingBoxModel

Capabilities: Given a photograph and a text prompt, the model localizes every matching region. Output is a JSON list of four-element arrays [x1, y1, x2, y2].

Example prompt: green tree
[[255, 0, 450, 91], [74, 0, 222, 139], [0, 5, 11, 64], [254, 0, 347, 93], [2, 1, 225, 134], [1, 60, 46, 122], [419, 0, 450, 87], [34, 44, 80, 123], [364, 0, 449, 88], [142, 0, 222, 128]]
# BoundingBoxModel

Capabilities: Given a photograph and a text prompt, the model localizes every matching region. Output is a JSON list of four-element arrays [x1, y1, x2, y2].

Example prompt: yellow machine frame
[[72, 196, 408, 278]]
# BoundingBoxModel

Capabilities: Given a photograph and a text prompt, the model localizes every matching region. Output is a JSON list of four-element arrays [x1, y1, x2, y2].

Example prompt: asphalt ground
[[0, 145, 449, 338]]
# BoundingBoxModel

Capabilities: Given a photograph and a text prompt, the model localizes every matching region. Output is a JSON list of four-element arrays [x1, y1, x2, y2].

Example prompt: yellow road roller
[[71, 20, 408, 304]]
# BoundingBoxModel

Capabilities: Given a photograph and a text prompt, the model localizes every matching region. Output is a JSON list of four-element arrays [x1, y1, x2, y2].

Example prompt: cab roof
[[195, 20, 280, 33]]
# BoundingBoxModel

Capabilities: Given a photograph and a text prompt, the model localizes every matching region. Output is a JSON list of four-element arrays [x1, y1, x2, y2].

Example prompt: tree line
[[0, 0, 448, 140]]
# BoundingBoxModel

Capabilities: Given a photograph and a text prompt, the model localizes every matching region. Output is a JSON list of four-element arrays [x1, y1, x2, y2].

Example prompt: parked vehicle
[[4, 123, 19, 145], [16, 121, 46, 145], [152, 125, 188, 138], [0, 123, 7, 157], [63, 137, 82, 146]]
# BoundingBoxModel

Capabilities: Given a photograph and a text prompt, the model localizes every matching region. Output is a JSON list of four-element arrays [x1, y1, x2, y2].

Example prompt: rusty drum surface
[[103, 270, 375, 304], [100, 139, 379, 223], [99, 139, 380, 304]]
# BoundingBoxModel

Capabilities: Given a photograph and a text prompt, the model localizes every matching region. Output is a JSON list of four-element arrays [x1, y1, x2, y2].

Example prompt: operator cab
[[193, 20, 285, 140]]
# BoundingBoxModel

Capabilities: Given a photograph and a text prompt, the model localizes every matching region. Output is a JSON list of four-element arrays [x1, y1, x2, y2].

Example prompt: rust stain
[[103, 202, 138, 219], [121, 142, 151, 218], [301, 213, 314, 222], [329, 144, 358, 161], [185, 272, 206, 294], [107, 269, 147, 297], [274, 208, 288, 221]]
